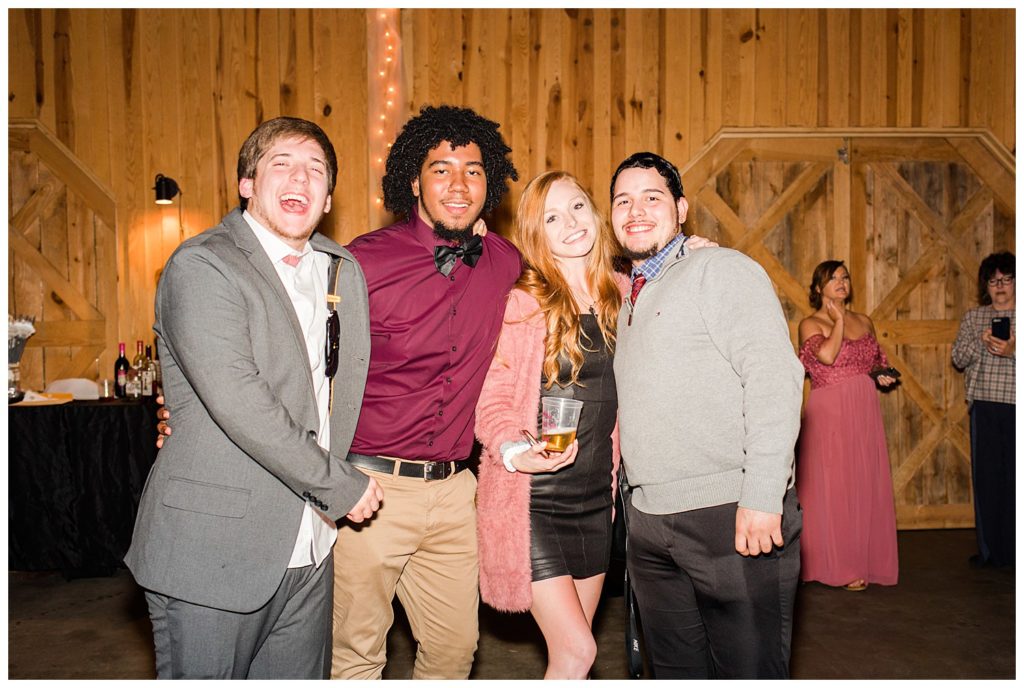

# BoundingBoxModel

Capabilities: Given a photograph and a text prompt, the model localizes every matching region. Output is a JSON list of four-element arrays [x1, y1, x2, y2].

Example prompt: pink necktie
[[282, 254, 302, 267]]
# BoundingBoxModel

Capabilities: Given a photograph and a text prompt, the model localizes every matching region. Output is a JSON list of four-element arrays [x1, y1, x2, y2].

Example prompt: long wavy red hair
[[512, 171, 621, 389]]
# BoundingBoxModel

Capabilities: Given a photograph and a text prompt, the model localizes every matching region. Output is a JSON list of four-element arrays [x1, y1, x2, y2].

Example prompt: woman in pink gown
[[796, 260, 899, 591]]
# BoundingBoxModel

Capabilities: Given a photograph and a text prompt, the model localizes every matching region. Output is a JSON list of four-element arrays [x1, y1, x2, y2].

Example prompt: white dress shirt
[[244, 210, 336, 569]]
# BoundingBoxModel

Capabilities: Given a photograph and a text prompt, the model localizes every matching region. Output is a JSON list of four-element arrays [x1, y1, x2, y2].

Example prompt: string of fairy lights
[[371, 9, 401, 209]]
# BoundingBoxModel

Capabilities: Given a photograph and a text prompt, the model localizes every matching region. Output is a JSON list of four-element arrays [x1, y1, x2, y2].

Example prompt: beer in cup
[[540, 397, 583, 452]]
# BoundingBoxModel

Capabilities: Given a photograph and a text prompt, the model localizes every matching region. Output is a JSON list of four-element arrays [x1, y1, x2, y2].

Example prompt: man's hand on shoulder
[[734, 506, 783, 556], [345, 477, 384, 523], [685, 234, 719, 250]]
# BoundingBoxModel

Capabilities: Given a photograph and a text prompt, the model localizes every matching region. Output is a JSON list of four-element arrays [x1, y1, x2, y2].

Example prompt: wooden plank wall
[[8, 122, 117, 390], [678, 131, 1014, 528], [8, 7, 1015, 369]]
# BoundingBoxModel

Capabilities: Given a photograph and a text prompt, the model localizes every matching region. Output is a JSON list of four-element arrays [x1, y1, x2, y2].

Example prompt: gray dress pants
[[145, 553, 334, 679]]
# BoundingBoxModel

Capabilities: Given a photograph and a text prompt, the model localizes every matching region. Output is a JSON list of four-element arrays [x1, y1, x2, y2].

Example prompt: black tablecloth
[[9, 398, 159, 574]]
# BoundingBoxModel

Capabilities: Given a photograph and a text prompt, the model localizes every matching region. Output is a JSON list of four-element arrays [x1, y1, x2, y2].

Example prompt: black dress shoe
[[969, 554, 992, 569]]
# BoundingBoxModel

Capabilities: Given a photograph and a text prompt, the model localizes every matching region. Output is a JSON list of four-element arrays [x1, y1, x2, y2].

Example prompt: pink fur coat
[[475, 282, 624, 613]]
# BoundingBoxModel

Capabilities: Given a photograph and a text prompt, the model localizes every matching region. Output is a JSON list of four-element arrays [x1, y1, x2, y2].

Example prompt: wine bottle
[[133, 340, 145, 370], [114, 342, 130, 398], [141, 345, 155, 397]]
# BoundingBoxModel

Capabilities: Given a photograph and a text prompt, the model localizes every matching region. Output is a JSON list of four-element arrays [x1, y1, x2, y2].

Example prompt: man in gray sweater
[[611, 152, 804, 679]]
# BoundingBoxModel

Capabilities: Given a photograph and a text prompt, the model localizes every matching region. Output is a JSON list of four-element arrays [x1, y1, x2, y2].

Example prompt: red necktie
[[630, 275, 647, 305], [628, 275, 646, 326]]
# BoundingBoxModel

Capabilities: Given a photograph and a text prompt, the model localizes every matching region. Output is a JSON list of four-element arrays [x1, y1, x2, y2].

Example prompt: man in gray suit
[[125, 117, 383, 679]]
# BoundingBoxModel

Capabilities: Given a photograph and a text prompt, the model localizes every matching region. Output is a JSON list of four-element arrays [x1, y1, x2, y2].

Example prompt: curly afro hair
[[382, 105, 518, 218]]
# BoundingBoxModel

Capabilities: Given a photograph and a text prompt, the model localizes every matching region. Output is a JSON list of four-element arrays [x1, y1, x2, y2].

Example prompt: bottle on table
[[131, 340, 150, 396], [142, 345, 155, 397], [125, 340, 147, 399], [132, 340, 145, 371], [152, 343, 162, 396], [126, 369, 141, 399], [114, 342, 130, 398]]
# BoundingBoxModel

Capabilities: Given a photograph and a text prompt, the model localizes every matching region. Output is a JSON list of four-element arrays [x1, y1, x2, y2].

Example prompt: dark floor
[[7, 529, 1015, 679]]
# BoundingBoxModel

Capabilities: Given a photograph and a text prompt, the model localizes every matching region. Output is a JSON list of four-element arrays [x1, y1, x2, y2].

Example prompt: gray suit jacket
[[125, 208, 371, 613]]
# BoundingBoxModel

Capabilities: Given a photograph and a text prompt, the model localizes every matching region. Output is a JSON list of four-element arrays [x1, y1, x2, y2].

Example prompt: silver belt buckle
[[423, 461, 445, 481]]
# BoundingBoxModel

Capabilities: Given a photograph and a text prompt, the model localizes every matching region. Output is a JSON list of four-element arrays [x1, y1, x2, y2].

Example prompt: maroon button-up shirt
[[346, 208, 522, 461]]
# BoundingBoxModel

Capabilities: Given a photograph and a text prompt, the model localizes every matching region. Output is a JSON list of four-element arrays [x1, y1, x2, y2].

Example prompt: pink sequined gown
[[796, 333, 899, 586]]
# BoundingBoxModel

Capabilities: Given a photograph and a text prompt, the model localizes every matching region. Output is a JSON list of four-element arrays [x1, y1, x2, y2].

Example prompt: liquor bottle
[[114, 342, 130, 398], [152, 343, 163, 396], [125, 340, 146, 399], [141, 345, 155, 397], [126, 368, 141, 398]]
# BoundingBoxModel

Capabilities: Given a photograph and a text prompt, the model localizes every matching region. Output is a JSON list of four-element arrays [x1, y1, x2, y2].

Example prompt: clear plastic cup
[[540, 397, 583, 452]]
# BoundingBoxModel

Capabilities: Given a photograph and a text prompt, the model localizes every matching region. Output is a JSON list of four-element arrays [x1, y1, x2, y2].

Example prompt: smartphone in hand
[[992, 317, 1011, 341]]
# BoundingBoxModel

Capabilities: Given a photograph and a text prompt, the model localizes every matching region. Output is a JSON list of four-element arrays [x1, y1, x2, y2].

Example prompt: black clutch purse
[[869, 366, 900, 381]]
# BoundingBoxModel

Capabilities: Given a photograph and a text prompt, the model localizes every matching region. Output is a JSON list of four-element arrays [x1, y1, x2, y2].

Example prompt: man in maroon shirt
[[331, 106, 522, 679]]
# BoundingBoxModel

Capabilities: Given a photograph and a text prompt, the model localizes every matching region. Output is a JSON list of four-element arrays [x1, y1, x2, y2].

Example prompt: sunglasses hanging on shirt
[[325, 309, 340, 379]]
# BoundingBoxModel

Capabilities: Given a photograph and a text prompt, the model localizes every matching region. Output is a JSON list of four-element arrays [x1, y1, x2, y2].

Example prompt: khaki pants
[[331, 466, 479, 679]]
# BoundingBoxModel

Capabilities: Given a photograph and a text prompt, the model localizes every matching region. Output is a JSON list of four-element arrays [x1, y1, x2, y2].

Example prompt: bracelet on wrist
[[499, 440, 531, 473]]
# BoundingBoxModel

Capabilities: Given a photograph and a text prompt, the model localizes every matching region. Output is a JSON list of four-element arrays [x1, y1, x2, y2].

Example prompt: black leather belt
[[345, 453, 470, 481]]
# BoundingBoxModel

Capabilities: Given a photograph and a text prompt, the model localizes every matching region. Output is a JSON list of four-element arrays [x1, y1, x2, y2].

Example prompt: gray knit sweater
[[614, 244, 803, 516]]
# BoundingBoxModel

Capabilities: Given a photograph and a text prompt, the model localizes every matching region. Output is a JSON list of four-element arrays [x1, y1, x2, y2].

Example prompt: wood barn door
[[8, 119, 118, 391], [680, 129, 1015, 530]]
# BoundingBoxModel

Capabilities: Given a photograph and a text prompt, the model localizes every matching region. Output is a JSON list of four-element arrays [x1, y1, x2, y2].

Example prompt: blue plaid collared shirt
[[630, 233, 688, 284]]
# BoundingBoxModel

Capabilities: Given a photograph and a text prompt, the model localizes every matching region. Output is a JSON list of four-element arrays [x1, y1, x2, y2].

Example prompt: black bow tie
[[433, 235, 483, 277]]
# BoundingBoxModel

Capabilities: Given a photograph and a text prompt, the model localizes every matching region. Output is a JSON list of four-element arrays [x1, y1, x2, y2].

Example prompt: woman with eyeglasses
[[794, 260, 899, 592], [952, 251, 1015, 568]]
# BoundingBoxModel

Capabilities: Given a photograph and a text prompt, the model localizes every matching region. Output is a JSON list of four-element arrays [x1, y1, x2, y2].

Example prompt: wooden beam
[[849, 158, 868, 311], [896, 503, 974, 530], [27, 320, 106, 347], [883, 347, 945, 426], [948, 426, 972, 467], [972, 128, 1017, 178], [749, 243, 812, 316], [10, 179, 64, 235], [875, 319, 958, 345], [694, 187, 746, 246], [734, 162, 828, 253], [9, 119, 116, 230], [850, 138, 960, 161], [948, 136, 1016, 214], [8, 227, 104, 321], [743, 137, 844, 163], [690, 126, 1007, 141], [871, 242, 943, 321], [51, 344, 105, 382], [946, 403, 972, 466], [680, 135, 747, 196], [873, 162, 979, 278], [944, 186, 993, 284], [891, 420, 946, 492], [832, 155, 851, 269]]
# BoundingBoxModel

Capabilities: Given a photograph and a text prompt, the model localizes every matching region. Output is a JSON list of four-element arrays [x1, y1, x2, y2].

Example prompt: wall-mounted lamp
[[154, 174, 181, 205]]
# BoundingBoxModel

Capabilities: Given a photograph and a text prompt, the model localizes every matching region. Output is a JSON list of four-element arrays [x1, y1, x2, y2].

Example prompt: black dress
[[530, 313, 618, 581]]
